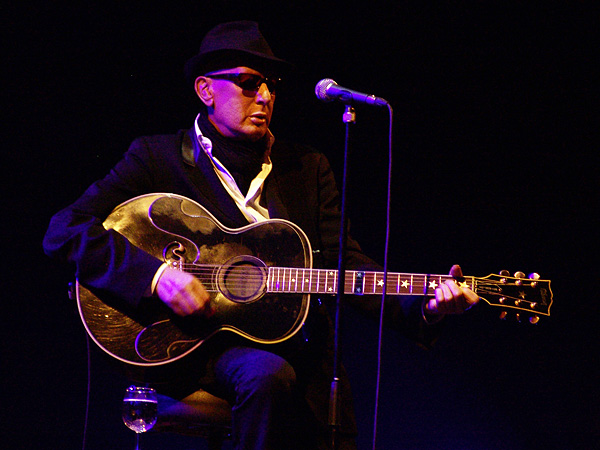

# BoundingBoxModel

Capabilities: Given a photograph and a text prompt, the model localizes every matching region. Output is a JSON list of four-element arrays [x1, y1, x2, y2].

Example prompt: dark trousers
[[156, 343, 358, 450], [211, 346, 314, 449]]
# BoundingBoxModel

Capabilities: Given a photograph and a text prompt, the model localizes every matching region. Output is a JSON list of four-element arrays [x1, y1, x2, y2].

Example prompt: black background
[[3, 2, 598, 449]]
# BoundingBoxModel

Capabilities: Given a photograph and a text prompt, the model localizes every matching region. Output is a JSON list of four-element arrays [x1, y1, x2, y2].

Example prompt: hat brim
[[184, 49, 292, 86]]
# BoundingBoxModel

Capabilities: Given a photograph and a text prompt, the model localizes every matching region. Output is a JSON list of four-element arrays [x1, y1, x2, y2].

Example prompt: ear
[[194, 76, 214, 107]]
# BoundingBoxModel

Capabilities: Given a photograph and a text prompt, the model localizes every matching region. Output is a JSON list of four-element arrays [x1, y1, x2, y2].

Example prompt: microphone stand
[[329, 105, 356, 450]]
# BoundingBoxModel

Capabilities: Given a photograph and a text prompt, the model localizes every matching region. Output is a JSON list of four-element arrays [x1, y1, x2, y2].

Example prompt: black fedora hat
[[184, 21, 291, 85]]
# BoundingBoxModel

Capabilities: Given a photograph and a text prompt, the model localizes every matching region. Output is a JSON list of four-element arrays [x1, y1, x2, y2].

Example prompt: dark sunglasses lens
[[238, 74, 278, 93], [265, 78, 279, 92], [236, 74, 262, 90]]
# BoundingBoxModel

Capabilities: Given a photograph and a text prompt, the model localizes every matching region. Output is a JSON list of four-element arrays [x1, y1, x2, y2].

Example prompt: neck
[[198, 114, 268, 194]]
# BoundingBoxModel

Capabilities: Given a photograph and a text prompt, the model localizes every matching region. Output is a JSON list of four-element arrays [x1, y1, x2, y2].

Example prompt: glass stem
[[135, 432, 140, 450]]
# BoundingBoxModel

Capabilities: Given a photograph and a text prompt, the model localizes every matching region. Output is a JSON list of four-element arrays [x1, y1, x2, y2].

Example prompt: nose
[[256, 82, 273, 103]]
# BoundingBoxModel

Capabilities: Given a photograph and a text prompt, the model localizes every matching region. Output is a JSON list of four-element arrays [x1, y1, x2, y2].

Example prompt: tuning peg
[[514, 271, 526, 278], [529, 316, 540, 325], [528, 272, 540, 287], [499, 270, 510, 276], [499, 311, 508, 320]]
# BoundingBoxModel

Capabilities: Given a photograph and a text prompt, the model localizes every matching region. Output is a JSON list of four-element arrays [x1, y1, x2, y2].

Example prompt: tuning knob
[[514, 271, 526, 278], [499, 270, 510, 276], [528, 273, 540, 280], [529, 316, 540, 324]]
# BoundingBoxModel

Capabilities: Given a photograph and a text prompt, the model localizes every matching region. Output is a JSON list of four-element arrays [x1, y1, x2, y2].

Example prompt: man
[[43, 21, 478, 449]]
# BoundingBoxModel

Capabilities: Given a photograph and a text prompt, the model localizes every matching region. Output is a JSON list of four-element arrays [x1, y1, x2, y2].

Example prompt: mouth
[[250, 113, 268, 125]]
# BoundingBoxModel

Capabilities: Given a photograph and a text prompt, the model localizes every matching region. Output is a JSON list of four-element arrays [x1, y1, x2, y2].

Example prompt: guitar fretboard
[[267, 267, 475, 296]]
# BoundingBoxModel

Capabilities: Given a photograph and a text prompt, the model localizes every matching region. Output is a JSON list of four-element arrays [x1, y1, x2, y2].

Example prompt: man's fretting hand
[[424, 264, 480, 316]]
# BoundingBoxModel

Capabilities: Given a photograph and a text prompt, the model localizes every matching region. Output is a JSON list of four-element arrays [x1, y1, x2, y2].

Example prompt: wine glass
[[122, 386, 158, 450]]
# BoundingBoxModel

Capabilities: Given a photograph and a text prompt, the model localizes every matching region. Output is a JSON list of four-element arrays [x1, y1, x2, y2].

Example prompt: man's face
[[197, 66, 276, 142]]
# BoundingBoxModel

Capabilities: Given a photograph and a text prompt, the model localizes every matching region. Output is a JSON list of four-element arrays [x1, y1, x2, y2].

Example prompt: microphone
[[315, 78, 388, 107]]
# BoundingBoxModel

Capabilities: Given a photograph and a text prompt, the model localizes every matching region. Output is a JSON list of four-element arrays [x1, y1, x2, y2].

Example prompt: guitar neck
[[267, 267, 465, 296]]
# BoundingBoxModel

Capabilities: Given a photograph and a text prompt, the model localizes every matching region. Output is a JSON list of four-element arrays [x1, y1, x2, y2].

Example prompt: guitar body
[[77, 193, 312, 367]]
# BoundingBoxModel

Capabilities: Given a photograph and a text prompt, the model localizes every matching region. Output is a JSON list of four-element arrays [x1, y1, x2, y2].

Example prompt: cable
[[371, 103, 394, 450], [82, 323, 92, 450]]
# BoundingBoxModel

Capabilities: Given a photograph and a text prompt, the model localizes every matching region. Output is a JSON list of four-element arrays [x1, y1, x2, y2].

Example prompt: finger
[[183, 279, 213, 317], [425, 297, 439, 315], [432, 284, 451, 314], [449, 264, 463, 278], [443, 279, 480, 313], [463, 289, 480, 309]]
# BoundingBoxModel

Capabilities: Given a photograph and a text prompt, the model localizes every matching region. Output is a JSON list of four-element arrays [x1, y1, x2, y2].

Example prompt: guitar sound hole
[[217, 255, 267, 303]]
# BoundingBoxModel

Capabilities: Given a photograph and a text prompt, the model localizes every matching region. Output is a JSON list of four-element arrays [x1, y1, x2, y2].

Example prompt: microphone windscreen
[[315, 78, 337, 101]]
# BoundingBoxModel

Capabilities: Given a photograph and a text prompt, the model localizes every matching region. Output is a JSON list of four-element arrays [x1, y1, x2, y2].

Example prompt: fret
[[267, 267, 272, 291], [333, 270, 337, 294], [363, 272, 370, 294], [316, 270, 320, 293], [295, 268, 298, 292], [323, 270, 329, 293], [279, 268, 284, 291], [282, 268, 286, 291], [328, 270, 336, 293]]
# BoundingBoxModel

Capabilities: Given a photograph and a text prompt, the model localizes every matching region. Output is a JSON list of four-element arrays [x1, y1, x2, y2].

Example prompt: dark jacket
[[43, 128, 439, 435]]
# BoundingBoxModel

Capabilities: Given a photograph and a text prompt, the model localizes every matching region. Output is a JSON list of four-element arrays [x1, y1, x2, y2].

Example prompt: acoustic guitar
[[77, 193, 553, 367]]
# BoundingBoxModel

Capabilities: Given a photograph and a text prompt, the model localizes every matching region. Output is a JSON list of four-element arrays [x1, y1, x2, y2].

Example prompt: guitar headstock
[[474, 271, 552, 323]]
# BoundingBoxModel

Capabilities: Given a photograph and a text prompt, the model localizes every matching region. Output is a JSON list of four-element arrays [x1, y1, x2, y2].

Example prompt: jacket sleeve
[[42, 138, 164, 306]]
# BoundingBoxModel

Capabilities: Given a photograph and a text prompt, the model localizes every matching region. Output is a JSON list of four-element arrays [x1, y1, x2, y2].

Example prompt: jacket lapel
[[181, 129, 249, 228]]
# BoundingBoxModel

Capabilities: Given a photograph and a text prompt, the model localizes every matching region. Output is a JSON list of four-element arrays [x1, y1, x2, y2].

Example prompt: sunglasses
[[207, 73, 281, 94]]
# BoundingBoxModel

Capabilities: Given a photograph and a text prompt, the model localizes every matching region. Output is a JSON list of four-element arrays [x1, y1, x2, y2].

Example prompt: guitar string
[[171, 266, 522, 289], [171, 264, 540, 296], [166, 268, 541, 306]]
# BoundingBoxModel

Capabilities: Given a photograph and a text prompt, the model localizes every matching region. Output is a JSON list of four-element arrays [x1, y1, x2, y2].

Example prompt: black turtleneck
[[197, 114, 269, 195]]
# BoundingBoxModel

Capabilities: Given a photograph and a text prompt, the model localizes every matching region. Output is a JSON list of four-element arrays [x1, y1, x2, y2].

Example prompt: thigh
[[211, 346, 297, 401]]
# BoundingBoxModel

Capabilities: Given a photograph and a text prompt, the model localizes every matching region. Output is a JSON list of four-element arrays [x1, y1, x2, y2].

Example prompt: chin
[[242, 128, 268, 142]]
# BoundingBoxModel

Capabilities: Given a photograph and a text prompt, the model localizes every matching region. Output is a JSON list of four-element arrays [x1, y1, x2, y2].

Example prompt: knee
[[238, 353, 297, 399]]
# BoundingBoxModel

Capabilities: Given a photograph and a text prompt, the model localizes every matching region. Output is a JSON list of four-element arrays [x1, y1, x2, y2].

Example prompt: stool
[[153, 390, 232, 450]]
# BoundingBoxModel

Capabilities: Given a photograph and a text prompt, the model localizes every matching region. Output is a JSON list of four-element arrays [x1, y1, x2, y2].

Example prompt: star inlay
[[401, 280, 410, 288], [377, 279, 384, 287], [429, 280, 438, 289]]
